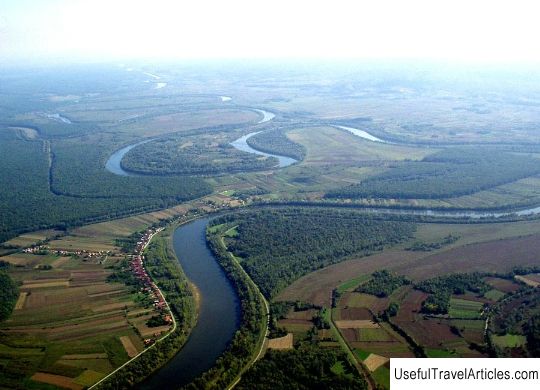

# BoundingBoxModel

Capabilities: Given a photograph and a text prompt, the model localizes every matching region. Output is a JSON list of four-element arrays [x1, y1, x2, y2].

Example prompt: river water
[[139, 218, 240, 389], [105, 140, 152, 176], [106, 104, 540, 389], [253, 109, 275, 124], [46, 113, 72, 124], [230, 131, 297, 168], [333, 125, 386, 143]]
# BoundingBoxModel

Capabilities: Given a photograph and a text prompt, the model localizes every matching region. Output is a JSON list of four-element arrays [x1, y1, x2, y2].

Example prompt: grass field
[[483, 289, 506, 301], [492, 334, 527, 348], [448, 298, 484, 319], [372, 365, 390, 389], [336, 274, 371, 294], [287, 126, 433, 166]]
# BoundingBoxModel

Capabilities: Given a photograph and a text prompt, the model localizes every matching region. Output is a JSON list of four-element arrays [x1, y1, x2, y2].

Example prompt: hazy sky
[[1, 0, 539, 64]]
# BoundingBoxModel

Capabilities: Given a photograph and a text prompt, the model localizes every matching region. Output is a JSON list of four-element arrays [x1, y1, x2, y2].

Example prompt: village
[[128, 226, 174, 346]]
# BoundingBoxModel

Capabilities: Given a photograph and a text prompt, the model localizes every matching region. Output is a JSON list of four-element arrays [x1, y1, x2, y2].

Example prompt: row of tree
[[0, 270, 18, 321]]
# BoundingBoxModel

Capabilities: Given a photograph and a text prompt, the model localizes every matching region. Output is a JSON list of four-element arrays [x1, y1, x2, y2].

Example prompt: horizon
[[2, 0, 540, 65]]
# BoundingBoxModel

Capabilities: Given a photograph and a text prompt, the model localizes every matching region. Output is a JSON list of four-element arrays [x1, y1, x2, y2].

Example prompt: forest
[[237, 345, 366, 390], [490, 287, 540, 357], [246, 128, 306, 161], [50, 136, 211, 199], [356, 270, 410, 297], [0, 270, 18, 321], [212, 208, 416, 298], [0, 130, 211, 243], [326, 148, 540, 200]]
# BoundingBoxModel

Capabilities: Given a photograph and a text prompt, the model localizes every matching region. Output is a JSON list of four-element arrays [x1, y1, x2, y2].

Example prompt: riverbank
[[188, 222, 267, 389]]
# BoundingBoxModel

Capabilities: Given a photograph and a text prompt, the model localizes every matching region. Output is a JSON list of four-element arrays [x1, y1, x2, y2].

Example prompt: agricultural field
[[0, 252, 163, 388], [330, 271, 525, 364], [489, 286, 540, 357]]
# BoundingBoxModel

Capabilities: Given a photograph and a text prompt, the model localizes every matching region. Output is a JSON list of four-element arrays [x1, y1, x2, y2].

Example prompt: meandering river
[[139, 218, 240, 389], [253, 108, 275, 124], [105, 107, 298, 174], [230, 131, 297, 168], [46, 113, 72, 124]]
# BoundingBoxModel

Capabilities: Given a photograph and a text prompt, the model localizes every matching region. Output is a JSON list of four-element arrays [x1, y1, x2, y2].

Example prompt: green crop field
[[492, 334, 527, 348], [449, 298, 484, 319]]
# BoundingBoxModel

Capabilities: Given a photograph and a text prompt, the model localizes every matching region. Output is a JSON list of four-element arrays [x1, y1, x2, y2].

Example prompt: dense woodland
[[51, 136, 210, 199], [238, 345, 366, 390], [122, 132, 276, 175], [486, 286, 540, 357], [212, 208, 416, 298], [326, 149, 540, 200], [0, 270, 18, 321], [357, 270, 410, 297], [246, 128, 305, 161], [0, 129, 210, 243]]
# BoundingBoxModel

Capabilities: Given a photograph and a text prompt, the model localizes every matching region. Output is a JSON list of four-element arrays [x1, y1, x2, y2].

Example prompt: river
[[105, 140, 152, 176], [333, 125, 386, 143], [46, 113, 72, 124], [253, 109, 275, 124], [230, 131, 297, 168], [139, 218, 240, 389]]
